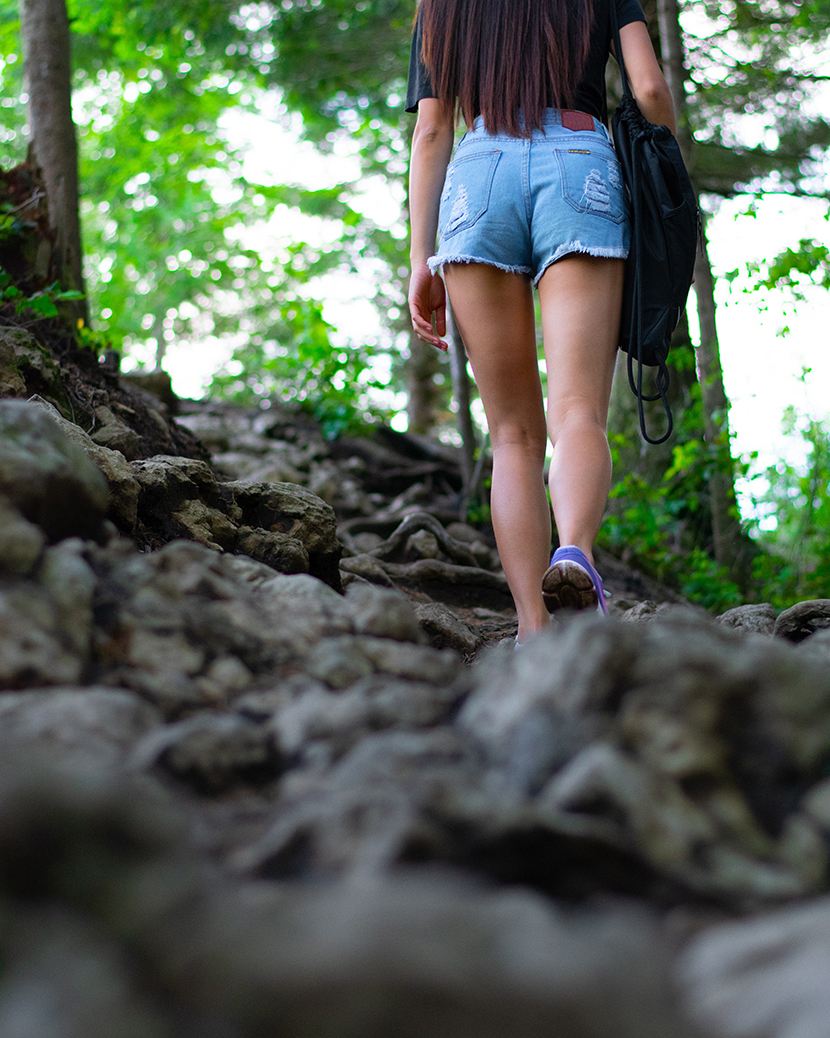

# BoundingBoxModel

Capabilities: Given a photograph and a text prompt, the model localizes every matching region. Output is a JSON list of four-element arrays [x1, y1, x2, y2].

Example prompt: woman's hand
[[408, 261, 448, 352]]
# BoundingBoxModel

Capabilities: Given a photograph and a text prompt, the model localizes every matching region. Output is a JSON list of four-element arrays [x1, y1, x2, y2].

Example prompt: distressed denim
[[429, 109, 629, 285]]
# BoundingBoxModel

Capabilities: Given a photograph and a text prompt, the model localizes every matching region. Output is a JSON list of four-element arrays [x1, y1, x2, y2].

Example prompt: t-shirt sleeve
[[616, 0, 647, 30], [405, 7, 436, 113]]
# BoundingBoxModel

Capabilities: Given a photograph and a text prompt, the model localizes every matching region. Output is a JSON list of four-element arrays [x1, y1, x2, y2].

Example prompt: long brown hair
[[420, 0, 596, 136]]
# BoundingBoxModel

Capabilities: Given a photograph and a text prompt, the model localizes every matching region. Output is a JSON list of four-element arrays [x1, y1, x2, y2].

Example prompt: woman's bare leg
[[537, 255, 624, 562], [444, 263, 550, 642]]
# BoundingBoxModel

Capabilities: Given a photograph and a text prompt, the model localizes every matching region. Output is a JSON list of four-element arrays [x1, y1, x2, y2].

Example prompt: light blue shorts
[[428, 109, 630, 286]]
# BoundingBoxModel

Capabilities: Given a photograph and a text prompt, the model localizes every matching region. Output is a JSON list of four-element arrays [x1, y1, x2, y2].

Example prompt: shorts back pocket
[[555, 145, 626, 225], [439, 149, 502, 239]]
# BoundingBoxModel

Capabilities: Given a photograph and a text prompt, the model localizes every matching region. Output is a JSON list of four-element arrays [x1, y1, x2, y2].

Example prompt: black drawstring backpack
[[609, 7, 700, 445]]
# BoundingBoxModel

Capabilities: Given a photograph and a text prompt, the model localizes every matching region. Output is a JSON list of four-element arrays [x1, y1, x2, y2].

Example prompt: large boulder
[[680, 896, 830, 1038], [29, 396, 141, 531], [222, 480, 342, 590], [0, 398, 109, 542]]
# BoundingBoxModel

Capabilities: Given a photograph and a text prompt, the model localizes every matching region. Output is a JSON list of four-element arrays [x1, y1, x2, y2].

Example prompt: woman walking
[[407, 0, 676, 644]]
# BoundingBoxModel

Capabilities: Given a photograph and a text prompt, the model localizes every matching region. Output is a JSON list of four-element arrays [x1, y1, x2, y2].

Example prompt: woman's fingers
[[409, 267, 449, 350]]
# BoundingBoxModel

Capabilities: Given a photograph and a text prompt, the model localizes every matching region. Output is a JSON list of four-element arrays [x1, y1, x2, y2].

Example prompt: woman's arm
[[617, 21, 676, 132], [408, 98, 455, 351]]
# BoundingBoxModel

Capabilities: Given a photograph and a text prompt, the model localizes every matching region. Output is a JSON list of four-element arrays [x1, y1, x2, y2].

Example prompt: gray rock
[[0, 327, 65, 402], [0, 756, 197, 919], [0, 399, 109, 541], [301, 633, 460, 691], [444, 523, 498, 569], [416, 601, 480, 653], [797, 628, 830, 664], [357, 635, 461, 684], [254, 572, 351, 646], [168, 497, 240, 551], [30, 396, 142, 531], [459, 611, 830, 903], [717, 602, 778, 635], [178, 876, 698, 1038], [130, 454, 236, 547], [0, 908, 176, 1038], [220, 552, 285, 590], [347, 583, 425, 643], [131, 454, 220, 500], [349, 531, 383, 553], [235, 675, 329, 722], [196, 654, 254, 701], [0, 582, 89, 689], [459, 615, 637, 763], [235, 527, 310, 573], [540, 741, 716, 872], [406, 528, 442, 559], [615, 617, 830, 899], [774, 599, 830, 642], [222, 480, 342, 590], [0, 688, 161, 768], [89, 404, 143, 459], [619, 600, 672, 623], [680, 896, 830, 1038], [131, 713, 283, 793], [801, 778, 830, 831], [305, 637, 376, 690], [272, 685, 368, 756], [274, 676, 462, 757], [37, 539, 97, 658], [92, 540, 307, 711], [233, 728, 477, 878], [0, 496, 45, 576]]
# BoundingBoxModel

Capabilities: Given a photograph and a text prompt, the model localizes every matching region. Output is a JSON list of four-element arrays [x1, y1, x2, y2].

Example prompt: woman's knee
[[491, 423, 548, 459], [547, 398, 608, 446]]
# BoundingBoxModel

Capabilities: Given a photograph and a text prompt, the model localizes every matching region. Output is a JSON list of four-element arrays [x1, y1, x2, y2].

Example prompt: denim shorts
[[428, 109, 630, 285]]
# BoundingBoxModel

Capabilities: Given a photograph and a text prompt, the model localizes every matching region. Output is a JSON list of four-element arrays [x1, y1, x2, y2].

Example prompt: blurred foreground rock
[[2, 385, 830, 1038]]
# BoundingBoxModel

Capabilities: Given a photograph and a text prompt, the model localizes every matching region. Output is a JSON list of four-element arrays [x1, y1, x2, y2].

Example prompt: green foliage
[[600, 383, 744, 614], [75, 320, 112, 355], [676, 549, 744, 613], [0, 0, 416, 425], [748, 233, 830, 300], [745, 409, 830, 606], [211, 291, 392, 439], [0, 269, 84, 321], [0, 202, 30, 242], [689, 0, 830, 197]]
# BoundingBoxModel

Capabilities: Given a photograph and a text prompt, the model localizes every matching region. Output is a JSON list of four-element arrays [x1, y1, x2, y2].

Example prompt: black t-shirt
[[405, 0, 647, 121]]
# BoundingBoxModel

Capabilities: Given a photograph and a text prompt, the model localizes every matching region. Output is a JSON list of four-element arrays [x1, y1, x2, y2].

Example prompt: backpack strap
[[611, 2, 674, 445]]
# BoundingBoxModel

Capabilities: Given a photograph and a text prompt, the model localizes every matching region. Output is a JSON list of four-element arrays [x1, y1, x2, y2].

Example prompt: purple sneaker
[[542, 545, 609, 616]]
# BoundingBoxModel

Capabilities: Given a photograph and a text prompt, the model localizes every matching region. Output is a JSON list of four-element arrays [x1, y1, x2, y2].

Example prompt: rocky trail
[[1, 324, 830, 1038]]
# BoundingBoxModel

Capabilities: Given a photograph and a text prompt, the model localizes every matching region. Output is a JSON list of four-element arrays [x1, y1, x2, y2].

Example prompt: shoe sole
[[542, 559, 599, 613]]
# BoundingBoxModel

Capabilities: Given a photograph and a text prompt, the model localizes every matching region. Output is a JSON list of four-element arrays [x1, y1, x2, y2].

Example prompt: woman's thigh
[[537, 255, 624, 440], [444, 263, 546, 450]]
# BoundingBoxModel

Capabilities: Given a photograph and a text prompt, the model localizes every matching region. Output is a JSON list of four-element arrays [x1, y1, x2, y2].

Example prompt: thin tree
[[656, 0, 747, 584], [19, 0, 88, 325]]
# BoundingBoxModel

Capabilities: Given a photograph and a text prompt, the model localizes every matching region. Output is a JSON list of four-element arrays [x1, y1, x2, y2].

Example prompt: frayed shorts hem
[[427, 254, 533, 277], [532, 243, 629, 285], [427, 245, 628, 284]]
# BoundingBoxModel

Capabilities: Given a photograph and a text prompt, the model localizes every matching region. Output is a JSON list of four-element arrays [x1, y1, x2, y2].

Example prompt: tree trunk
[[20, 0, 88, 325], [656, 0, 748, 585], [405, 330, 442, 434]]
